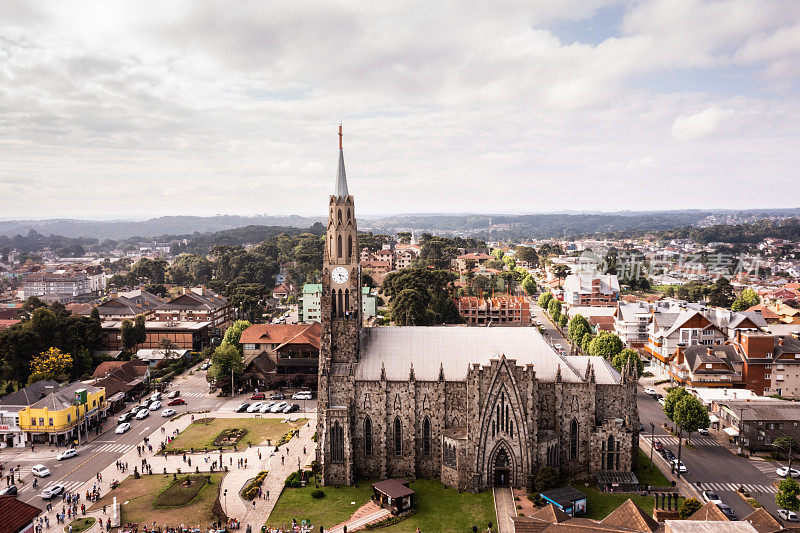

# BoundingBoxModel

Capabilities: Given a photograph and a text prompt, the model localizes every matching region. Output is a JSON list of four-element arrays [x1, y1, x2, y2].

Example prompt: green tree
[[390, 288, 430, 326], [777, 478, 800, 512], [731, 287, 760, 311], [121, 319, 136, 352], [491, 249, 504, 260], [548, 298, 561, 322], [534, 467, 560, 492], [503, 256, 516, 270], [419, 237, 459, 270], [673, 394, 710, 446], [134, 315, 148, 346], [521, 275, 537, 296], [679, 498, 702, 519], [28, 347, 73, 383], [568, 315, 591, 343], [514, 246, 538, 267], [612, 349, 644, 376], [581, 332, 593, 353], [663, 387, 689, 421], [537, 292, 553, 309], [588, 331, 624, 360], [551, 264, 571, 287], [211, 342, 244, 393], [384, 268, 461, 326], [708, 277, 735, 308], [222, 320, 253, 355], [558, 314, 568, 328]]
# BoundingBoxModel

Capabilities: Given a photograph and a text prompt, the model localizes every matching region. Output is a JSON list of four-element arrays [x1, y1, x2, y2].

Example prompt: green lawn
[[268, 479, 496, 532], [65, 517, 95, 533], [162, 417, 307, 452], [571, 483, 682, 521], [635, 449, 671, 487]]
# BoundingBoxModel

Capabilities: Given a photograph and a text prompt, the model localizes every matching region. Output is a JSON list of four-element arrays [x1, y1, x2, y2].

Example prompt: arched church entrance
[[492, 447, 511, 487]]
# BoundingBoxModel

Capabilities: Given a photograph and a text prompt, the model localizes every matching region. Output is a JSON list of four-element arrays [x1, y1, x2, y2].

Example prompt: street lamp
[[649, 422, 655, 473], [224, 489, 228, 514], [771, 440, 794, 476]]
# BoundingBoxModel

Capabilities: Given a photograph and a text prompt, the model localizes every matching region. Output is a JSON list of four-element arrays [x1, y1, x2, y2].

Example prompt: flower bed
[[241, 471, 269, 500]]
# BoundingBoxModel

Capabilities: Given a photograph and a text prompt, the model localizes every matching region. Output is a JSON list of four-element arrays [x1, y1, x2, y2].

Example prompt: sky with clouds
[[0, 0, 798, 219]]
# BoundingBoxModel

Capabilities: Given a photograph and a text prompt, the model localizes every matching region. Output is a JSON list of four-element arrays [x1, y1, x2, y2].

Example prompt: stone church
[[316, 128, 639, 491]]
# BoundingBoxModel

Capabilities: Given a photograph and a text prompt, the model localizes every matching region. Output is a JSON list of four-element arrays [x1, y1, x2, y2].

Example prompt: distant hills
[[1, 209, 798, 242]]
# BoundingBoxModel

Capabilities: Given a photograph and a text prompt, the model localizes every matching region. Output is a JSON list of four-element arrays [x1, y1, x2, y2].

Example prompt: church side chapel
[[316, 127, 639, 492]]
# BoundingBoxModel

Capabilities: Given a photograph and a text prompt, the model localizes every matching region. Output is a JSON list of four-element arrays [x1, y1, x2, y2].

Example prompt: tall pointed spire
[[335, 124, 349, 198]]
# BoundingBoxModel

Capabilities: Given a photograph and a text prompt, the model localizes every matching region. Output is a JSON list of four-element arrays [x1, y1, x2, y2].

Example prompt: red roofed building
[[0, 495, 41, 533], [241, 323, 321, 385], [457, 296, 531, 325], [455, 252, 492, 272], [0, 319, 20, 332]]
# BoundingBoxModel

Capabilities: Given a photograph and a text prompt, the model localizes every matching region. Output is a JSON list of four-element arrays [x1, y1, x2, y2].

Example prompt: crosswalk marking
[[95, 443, 133, 454], [751, 460, 780, 478], [644, 435, 720, 447], [41, 480, 84, 493], [181, 392, 206, 397], [702, 482, 777, 494]]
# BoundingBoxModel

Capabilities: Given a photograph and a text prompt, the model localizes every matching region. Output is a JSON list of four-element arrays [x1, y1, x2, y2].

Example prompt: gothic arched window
[[331, 289, 337, 316], [423, 417, 431, 456], [394, 417, 402, 456], [331, 421, 344, 462], [570, 419, 579, 460], [337, 209, 342, 223], [364, 417, 372, 455], [337, 235, 342, 258], [344, 289, 350, 313], [337, 290, 344, 317], [347, 235, 352, 260]]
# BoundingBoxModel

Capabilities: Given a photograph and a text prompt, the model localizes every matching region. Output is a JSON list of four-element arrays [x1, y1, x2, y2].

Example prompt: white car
[[292, 392, 313, 400], [671, 459, 687, 473], [260, 402, 275, 413], [643, 387, 656, 396], [777, 466, 800, 478], [271, 401, 288, 413], [658, 397, 666, 406], [247, 402, 263, 413], [161, 408, 176, 417], [116, 422, 131, 434], [149, 400, 162, 411], [698, 428, 709, 436], [702, 490, 722, 505], [31, 465, 51, 477], [779, 509, 800, 522], [57, 448, 77, 461], [150, 392, 162, 401], [40, 483, 64, 499], [136, 408, 150, 419], [168, 390, 180, 399]]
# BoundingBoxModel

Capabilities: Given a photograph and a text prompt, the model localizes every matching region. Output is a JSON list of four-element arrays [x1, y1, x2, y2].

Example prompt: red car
[[653, 440, 663, 452], [168, 398, 186, 406], [250, 393, 265, 400]]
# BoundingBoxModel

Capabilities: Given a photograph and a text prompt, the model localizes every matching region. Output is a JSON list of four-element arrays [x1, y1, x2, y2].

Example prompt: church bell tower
[[317, 125, 360, 485]]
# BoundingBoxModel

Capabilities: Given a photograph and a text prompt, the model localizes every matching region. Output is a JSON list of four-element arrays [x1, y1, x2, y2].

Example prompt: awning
[[723, 426, 739, 437], [709, 414, 719, 423]]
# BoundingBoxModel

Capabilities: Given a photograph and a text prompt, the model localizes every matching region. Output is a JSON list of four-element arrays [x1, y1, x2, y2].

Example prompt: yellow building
[[18, 381, 107, 445]]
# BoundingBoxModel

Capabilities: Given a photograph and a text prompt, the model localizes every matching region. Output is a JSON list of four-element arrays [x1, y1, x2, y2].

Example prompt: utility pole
[[650, 422, 655, 473]]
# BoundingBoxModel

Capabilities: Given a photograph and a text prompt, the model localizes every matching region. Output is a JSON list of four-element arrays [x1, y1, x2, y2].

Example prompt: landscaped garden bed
[[212, 428, 248, 447], [155, 474, 210, 508], [161, 417, 307, 452]]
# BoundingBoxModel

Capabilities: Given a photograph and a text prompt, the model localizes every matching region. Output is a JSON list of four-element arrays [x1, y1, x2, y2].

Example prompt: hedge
[[241, 471, 269, 500]]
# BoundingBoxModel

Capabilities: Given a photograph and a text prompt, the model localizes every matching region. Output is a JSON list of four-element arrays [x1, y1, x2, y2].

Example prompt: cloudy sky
[[1, 0, 798, 219]]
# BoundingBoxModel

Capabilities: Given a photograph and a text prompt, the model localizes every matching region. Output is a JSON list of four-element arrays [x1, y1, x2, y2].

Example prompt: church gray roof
[[335, 148, 349, 197], [356, 326, 621, 384]]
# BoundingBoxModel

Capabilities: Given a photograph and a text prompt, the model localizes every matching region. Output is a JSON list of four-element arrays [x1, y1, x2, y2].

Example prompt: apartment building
[[23, 271, 94, 302], [151, 286, 233, 333], [562, 274, 619, 307], [729, 331, 800, 398], [457, 296, 531, 325]]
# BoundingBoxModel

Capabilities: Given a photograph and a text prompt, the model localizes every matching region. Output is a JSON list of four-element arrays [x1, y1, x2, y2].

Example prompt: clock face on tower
[[331, 266, 349, 284]]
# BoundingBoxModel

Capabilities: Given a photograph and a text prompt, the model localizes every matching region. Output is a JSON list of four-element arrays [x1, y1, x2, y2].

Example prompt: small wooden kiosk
[[372, 479, 415, 515]]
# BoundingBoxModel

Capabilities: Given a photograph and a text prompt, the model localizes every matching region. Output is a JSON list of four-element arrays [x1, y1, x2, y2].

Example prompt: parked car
[[31, 465, 51, 477], [0, 485, 18, 495], [57, 448, 78, 461], [717, 504, 737, 520], [292, 392, 313, 400], [658, 397, 666, 406], [671, 459, 687, 473], [116, 422, 131, 434], [168, 390, 180, 399], [200, 361, 210, 370], [135, 409, 150, 419], [663, 449, 675, 462], [643, 387, 656, 396], [168, 398, 186, 406], [777, 467, 800, 478], [40, 484, 64, 500], [282, 403, 299, 413], [161, 408, 176, 418], [150, 392, 162, 401], [118, 412, 134, 424], [698, 428, 709, 436], [149, 400, 162, 411], [235, 403, 250, 413], [260, 402, 275, 413], [779, 509, 800, 522], [251, 393, 266, 400], [702, 491, 722, 505], [271, 401, 288, 413], [247, 402, 264, 413], [653, 440, 664, 452], [270, 392, 285, 400]]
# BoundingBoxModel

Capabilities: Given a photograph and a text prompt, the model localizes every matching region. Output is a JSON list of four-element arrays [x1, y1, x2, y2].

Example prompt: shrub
[[534, 467, 560, 492], [284, 471, 301, 488], [241, 470, 269, 500], [679, 498, 702, 519], [311, 489, 325, 499]]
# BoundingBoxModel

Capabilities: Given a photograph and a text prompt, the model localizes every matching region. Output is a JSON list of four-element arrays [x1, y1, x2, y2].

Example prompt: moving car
[[150, 392, 162, 401], [260, 402, 275, 413], [270, 401, 288, 413], [671, 459, 687, 473], [777, 466, 800, 478], [40, 484, 64, 500], [247, 402, 263, 413], [779, 509, 800, 522], [0, 485, 18, 495], [270, 392, 285, 400], [643, 387, 656, 396], [168, 398, 186, 406], [118, 412, 134, 423], [658, 397, 666, 406], [698, 428, 709, 436], [57, 448, 78, 461], [653, 440, 664, 452], [663, 449, 676, 462], [251, 393, 266, 400], [235, 403, 250, 413], [149, 400, 162, 411], [717, 504, 737, 520], [116, 423, 131, 434], [135, 409, 150, 419], [168, 390, 180, 399], [702, 491, 722, 505], [31, 465, 51, 477], [161, 408, 176, 417]]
